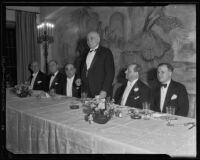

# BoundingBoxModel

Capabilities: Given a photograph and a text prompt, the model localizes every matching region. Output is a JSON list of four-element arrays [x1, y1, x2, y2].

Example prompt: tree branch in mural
[[121, 7, 176, 62]]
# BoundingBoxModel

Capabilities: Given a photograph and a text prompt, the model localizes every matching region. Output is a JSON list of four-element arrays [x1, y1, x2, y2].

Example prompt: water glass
[[166, 106, 175, 115], [81, 92, 88, 103], [142, 102, 150, 120], [49, 89, 56, 97], [166, 106, 175, 126]]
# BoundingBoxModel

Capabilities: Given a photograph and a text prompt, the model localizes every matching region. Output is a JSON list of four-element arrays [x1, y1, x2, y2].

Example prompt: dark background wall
[[40, 5, 196, 95]]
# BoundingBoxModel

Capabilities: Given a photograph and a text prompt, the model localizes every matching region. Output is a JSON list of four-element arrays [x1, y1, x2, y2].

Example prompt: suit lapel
[[162, 81, 174, 112], [72, 75, 77, 96], [125, 80, 139, 105], [118, 84, 127, 104], [33, 71, 41, 88], [88, 47, 101, 70], [50, 72, 59, 89]]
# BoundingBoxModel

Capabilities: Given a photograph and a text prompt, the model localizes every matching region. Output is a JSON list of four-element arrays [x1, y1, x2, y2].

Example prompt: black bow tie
[[89, 49, 97, 53], [161, 83, 167, 88]]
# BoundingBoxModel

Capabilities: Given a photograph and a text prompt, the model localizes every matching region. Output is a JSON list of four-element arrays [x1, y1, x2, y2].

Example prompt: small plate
[[130, 114, 142, 119], [70, 105, 79, 109]]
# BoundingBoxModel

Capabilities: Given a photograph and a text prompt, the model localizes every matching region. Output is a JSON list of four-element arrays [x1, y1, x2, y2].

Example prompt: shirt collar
[[32, 71, 39, 77], [162, 79, 171, 89], [53, 71, 58, 77], [67, 75, 75, 81], [89, 45, 99, 52], [127, 78, 138, 87]]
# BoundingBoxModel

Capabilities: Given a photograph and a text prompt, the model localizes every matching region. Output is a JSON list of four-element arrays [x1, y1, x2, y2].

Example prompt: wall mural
[[46, 5, 195, 94]]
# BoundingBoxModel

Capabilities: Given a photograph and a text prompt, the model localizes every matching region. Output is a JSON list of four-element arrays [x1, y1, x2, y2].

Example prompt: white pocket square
[[171, 94, 177, 100], [134, 96, 140, 100], [37, 81, 42, 84], [55, 82, 59, 85]]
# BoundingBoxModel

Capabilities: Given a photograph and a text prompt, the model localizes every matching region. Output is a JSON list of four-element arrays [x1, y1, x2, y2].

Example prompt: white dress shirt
[[86, 45, 99, 70], [66, 75, 75, 97], [160, 80, 171, 112], [49, 71, 58, 89], [29, 72, 39, 90], [120, 79, 138, 106]]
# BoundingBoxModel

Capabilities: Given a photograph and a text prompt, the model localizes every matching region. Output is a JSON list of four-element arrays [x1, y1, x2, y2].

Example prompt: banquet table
[[6, 89, 196, 157]]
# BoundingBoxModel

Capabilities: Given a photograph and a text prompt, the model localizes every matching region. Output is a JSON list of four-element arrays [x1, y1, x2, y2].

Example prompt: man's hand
[[99, 91, 107, 99]]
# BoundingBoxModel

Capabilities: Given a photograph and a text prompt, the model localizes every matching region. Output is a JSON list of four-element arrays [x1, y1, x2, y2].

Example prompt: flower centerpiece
[[83, 97, 115, 124], [14, 83, 32, 98]]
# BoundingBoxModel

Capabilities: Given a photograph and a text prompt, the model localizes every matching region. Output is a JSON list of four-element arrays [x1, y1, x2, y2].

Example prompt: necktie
[[161, 83, 167, 88]]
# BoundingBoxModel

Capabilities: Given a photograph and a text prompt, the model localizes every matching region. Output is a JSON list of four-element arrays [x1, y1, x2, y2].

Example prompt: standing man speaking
[[80, 31, 115, 99]]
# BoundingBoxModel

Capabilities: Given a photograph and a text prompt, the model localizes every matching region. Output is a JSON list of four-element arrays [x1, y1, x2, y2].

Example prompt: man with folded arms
[[63, 62, 81, 98], [151, 63, 189, 117], [114, 63, 151, 109], [79, 31, 115, 99], [48, 60, 65, 95], [28, 61, 47, 91]]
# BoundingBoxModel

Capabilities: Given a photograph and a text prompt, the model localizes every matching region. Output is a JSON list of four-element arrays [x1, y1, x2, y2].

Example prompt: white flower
[[134, 96, 140, 100], [134, 88, 139, 92], [37, 81, 42, 84], [171, 94, 177, 100], [75, 79, 81, 87]]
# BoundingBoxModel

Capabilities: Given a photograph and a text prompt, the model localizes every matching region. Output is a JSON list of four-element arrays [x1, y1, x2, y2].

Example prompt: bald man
[[28, 61, 47, 91], [78, 31, 115, 98]]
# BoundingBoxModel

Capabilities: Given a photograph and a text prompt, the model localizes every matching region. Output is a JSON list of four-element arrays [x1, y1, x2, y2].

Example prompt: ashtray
[[130, 114, 142, 119], [70, 105, 79, 109]]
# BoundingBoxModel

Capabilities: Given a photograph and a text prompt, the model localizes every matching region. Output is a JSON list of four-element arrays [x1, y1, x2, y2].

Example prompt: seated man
[[47, 60, 65, 95], [114, 63, 151, 109], [151, 63, 189, 117], [63, 62, 81, 98], [28, 61, 47, 91]]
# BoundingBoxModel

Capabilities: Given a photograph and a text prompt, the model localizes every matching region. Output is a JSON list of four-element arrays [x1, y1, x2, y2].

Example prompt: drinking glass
[[166, 106, 175, 126], [81, 92, 88, 104], [49, 89, 56, 97], [142, 102, 150, 120]]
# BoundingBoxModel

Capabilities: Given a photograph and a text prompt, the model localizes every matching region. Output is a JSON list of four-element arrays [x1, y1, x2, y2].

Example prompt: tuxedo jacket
[[151, 80, 189, 117], [62, 74, 81, 98], [29, 71, 47, 91], [47, 71, 66, 95], [114, 79, 151, 109], [80, 45, 115, 98]]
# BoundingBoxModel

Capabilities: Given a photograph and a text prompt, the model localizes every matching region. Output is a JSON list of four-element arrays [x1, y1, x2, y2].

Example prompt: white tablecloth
[[6, 89, 196, 156]]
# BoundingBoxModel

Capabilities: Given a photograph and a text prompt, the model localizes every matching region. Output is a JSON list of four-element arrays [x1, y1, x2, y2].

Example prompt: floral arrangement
[[83, 97, 115, 124], [14, 83, 32, 97]]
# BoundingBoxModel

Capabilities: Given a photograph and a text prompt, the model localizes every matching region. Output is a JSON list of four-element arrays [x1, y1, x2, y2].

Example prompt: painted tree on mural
[[55, 6, 190, 86]]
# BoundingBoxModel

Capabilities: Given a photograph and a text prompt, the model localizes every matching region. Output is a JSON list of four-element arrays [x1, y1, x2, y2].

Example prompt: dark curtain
[[16, 11, 40, 83]]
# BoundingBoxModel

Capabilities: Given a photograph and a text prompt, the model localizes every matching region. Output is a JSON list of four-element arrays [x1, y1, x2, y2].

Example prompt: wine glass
[[142, 102, 150, 120], [166, 106, 175, 126]]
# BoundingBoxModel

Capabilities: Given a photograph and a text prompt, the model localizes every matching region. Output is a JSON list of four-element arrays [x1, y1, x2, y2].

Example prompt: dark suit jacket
[[47, 71, 66, 95], [151, 80, 189, 117], [29, 71, 47, 91], [81, 45, 115, 98], [114, 79, 151, 109], [62, 74, 81, 98]]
